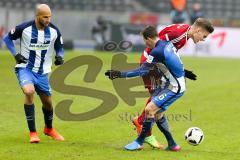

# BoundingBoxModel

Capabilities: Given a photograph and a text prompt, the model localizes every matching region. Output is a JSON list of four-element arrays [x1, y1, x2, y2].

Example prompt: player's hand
[[54, 56, 64, 66], [105, 70, 121, 80], [15, 53, 27, 64], [184, 69, 197, 80]]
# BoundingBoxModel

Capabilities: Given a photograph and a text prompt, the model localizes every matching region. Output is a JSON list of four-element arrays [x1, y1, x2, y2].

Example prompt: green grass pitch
[[0, 50, 240, 160]]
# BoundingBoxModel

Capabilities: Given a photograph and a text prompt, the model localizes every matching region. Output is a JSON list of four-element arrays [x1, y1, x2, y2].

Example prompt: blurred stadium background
[[1, 1, 240, 160], [0, 0, 240, 57]]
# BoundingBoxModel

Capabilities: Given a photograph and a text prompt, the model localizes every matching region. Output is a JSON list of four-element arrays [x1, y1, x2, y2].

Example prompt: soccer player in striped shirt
[[3, 4, 64, 143], [106, 26, 187, 151], [133, 18, 214, 150]]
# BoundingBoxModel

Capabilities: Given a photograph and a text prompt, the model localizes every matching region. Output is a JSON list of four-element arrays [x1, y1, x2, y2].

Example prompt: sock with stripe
[[24, 104, 36, 132], [156, 115, 176, 147], [42, 107, 53, 129], [136, 117, 154, 145]]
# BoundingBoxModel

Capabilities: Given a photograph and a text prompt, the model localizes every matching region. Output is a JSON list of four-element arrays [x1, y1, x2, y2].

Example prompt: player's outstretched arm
[[184, 69, 197, 80], [105, 70, 121, 80], [105, 62, 152, 80]]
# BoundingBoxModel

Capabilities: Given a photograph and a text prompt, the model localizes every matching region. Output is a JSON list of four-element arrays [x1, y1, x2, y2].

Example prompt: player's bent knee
[[145, 104, 157, 118], [145, 102, 158, 111], [155, 111, 163, 120], [23, 87, 35, 96]]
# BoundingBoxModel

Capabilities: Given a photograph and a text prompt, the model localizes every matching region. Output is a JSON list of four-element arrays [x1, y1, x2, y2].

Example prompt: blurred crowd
[[171, 0, 204, 24]]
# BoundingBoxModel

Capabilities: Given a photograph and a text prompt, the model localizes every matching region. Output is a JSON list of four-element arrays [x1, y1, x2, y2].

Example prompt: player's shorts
[[15, 67, 51, 96], [151, 87, 184, 112]]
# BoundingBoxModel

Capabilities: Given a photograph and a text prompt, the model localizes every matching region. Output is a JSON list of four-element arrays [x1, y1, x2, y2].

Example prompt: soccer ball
[[184, 127, 204, 146]]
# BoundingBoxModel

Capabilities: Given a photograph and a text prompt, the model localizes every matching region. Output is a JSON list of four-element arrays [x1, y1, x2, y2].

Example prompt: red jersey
[[140, 24, 190, 64], [140, 24, 190, 91], [158, 24, 190, 50]]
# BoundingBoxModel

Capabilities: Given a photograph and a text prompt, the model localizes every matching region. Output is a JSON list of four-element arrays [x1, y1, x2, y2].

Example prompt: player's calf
[[156, 115, 178, 148]]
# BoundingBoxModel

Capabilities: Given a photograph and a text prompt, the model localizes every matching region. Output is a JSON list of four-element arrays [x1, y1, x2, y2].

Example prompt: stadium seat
[[0, 0, 239, 19]]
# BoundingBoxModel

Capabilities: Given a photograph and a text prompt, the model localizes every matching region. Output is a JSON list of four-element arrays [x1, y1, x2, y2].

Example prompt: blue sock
[[136, 118, 154, 145], [42, 107, 53, 129], [24, 104, 36, 132], [156, 115, 176, 147]]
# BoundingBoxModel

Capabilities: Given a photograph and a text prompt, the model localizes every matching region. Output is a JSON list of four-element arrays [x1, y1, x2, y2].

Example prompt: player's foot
[[165, 144, 181, 151], [144, 135, 164, 149], [132, 117, 142, 135], [44, 127, 64, 141], [29, 132, 40, 143], [124, 141, 143, 151]]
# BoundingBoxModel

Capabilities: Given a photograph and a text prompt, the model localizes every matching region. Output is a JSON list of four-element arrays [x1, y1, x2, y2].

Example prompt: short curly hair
[[193, 18, 214, 33]]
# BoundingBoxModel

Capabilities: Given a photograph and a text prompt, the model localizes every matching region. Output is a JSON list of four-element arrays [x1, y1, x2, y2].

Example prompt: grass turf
[[0, 50, 240, 160]]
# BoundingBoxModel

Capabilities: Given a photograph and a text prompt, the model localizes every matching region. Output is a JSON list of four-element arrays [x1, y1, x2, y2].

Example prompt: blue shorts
[[151, 88, 184, 112], [15, 68, 51, 96]]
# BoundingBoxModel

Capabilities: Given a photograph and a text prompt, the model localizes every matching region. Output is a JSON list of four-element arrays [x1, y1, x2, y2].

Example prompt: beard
[[39, 19, 48, 28]]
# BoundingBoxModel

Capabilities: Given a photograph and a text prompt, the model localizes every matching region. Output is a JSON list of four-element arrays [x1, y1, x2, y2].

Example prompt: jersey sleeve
[[8, 24, 25, 40], [120, 62, 152, 78], [3, 34, 17, 56], [121, 46, 159, 78], [4, 21, 32, 55], [159, 24, 189, 42], [121, 43, 165, 78], [159, 28, 178, 41], [54, 27, 64, 58]]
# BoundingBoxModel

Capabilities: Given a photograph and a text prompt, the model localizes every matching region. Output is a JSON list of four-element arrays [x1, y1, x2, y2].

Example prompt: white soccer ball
[[185, 127, 204, 146]]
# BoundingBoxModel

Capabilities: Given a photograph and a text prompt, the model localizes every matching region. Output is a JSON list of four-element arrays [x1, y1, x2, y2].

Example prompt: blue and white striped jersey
[[121, 40, 186, 93], [8, 20, 64, 74], [145, 41, 185, 93]]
